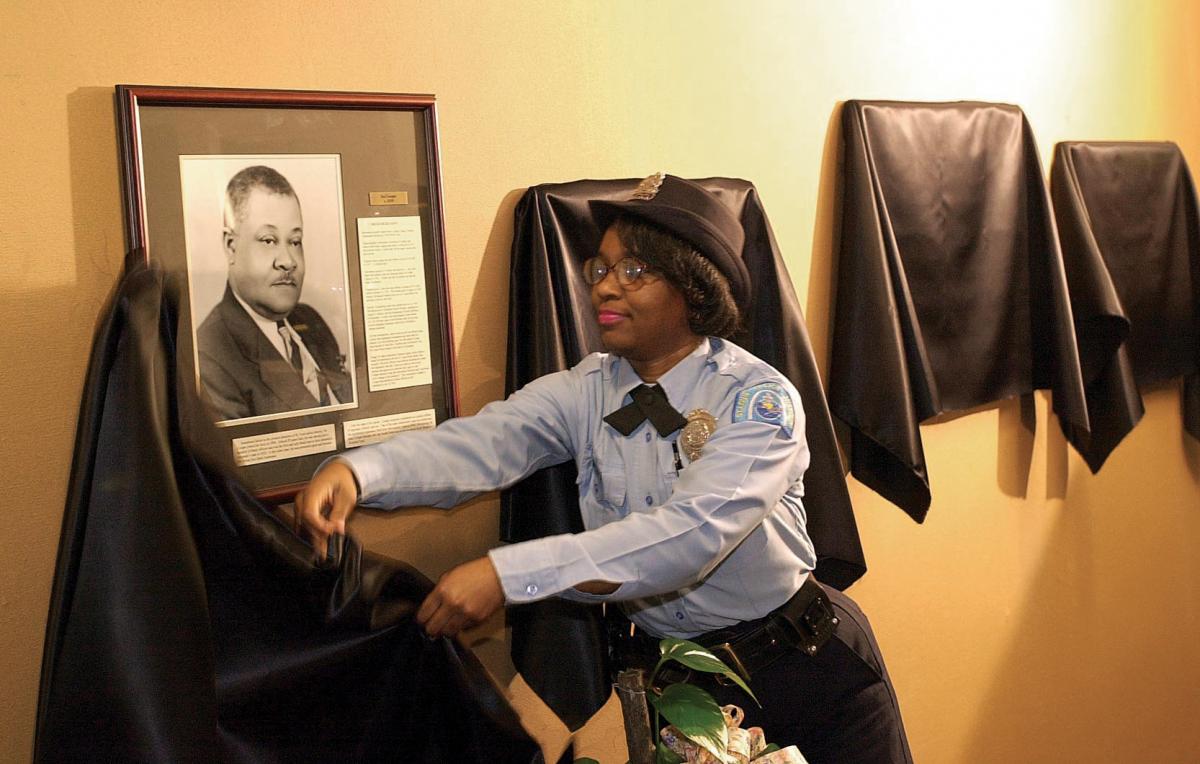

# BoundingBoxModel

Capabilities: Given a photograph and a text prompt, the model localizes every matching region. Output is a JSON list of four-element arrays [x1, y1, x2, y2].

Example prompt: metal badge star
[[680, 409, 718, 461], [630, 171, 665, 200]]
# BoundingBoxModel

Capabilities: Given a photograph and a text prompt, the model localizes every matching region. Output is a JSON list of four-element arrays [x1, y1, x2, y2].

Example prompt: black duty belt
[[608, 576, 840, 690]]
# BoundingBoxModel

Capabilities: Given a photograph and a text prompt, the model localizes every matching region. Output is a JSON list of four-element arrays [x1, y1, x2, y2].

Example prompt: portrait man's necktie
[[277, 320, 303, 373], [604, 384, 687, 436], [278, 320, 331, 405]]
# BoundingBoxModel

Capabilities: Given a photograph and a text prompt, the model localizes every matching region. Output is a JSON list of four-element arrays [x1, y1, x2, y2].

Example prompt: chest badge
[[680, 409, 718, 461]]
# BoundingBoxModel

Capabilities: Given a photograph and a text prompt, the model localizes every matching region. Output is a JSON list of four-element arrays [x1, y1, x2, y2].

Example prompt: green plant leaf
[[648, 683, 729, 763], [751, 743, 780, 759], [654, 638, 758, 705], [655, 740, 685, 764]]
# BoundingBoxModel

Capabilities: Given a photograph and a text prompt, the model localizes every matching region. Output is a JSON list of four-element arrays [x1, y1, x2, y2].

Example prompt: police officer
[[296, 174, 912, 762]]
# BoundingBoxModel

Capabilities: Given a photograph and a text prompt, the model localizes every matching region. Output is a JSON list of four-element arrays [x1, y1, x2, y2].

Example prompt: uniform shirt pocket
[[591, 437, 628, 512], [658, 439, 684, 499]]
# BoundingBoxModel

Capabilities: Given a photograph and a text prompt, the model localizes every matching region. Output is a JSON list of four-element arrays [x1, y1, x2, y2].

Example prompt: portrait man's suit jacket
[[197, 285, 352, 420]]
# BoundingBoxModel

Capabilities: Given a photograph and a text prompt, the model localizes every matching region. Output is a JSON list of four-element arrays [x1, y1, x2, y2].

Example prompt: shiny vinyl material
[[830, 101, 1089, 522], [1050, 141, 1200, 470], [35, 264, 546, 763]]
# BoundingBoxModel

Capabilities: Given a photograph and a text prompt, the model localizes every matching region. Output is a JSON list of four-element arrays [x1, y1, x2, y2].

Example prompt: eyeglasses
[[582, 256, 659, 288]]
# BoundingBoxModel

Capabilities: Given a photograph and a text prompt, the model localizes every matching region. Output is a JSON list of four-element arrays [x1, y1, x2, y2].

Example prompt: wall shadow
[[67, 87, 127, 296], [805, 102, 844, 384], [1177, 378, 1200, 482], [959, 424, 1200, 762], [456, 187, 527, 411], [996, 395, 1036, 499], [1185, 414, 1200, 482], [1043, 403, 1070, 500], [806, 102, 855, 473]]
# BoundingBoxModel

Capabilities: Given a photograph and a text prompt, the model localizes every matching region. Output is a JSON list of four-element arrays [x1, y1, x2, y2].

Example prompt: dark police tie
[[604, 384, 688, 436]]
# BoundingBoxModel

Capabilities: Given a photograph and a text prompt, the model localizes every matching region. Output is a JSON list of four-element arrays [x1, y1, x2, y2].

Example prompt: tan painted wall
[[3, 1, 1199, 761]]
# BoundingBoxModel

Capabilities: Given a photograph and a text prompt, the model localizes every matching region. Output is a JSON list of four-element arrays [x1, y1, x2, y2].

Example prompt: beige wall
[[3, 1, 1199, 761]]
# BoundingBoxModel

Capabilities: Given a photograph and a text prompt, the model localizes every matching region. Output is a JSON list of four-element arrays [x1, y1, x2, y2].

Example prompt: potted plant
[[578, 638, 805, 764]]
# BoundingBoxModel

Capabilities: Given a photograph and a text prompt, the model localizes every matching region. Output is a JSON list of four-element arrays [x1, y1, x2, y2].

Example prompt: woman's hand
[[294, 460, 359, 561], [418, 557, 506, 638]]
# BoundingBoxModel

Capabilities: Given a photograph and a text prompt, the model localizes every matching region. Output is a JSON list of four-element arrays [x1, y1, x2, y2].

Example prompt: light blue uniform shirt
[[343, 338, 816, 638]]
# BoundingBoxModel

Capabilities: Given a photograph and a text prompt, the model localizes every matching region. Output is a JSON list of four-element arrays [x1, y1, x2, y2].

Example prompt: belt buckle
[[710, 642, 751, 686]]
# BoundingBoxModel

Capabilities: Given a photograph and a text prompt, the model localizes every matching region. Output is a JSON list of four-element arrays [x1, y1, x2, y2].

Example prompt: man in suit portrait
[[197, 165, 353, 421]]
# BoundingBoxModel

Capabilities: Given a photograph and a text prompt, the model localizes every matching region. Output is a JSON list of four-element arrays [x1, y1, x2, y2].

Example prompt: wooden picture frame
[[116, 85, 458, 500]]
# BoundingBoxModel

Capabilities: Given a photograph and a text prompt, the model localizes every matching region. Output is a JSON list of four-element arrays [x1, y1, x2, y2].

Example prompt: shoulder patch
[[733, 382, 795, 437]]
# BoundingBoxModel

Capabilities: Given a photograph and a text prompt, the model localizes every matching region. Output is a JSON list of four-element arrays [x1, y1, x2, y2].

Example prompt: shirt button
[[645, 432, 652, 442], [675, 612, 685, 620], [645, 495, 653, 506], [525, 583, 539, 596]]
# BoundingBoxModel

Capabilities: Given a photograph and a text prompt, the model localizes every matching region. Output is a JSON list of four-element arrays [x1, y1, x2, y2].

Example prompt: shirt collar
[[233, 288, 289, 337], [606, 338, 713, 406]]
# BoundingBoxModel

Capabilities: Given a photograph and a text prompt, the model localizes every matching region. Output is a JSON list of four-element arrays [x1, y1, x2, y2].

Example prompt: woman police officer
[[296, 174, 911, 762]]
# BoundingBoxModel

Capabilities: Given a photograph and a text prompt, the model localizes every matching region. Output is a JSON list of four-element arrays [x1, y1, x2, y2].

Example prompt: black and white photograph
[[180, 154, 358, 425]]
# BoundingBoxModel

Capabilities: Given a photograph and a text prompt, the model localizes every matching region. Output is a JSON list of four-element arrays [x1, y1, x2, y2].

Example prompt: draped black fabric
[[1050, 141, 1200, 469], [35, 263, 547, 763], [502, 177, 866, 729], [830, 100, 1090, 522]]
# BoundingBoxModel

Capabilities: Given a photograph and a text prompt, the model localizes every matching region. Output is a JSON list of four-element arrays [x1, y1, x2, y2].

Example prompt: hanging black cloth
[[502, 177, 866, 730], [35, 262, 549, 763], [1050, 141, 1200, 469], [829, 100, 1090, 522]]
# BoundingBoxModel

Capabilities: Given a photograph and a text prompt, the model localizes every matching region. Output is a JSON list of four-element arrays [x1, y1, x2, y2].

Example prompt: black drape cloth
[[35, 263, 547, 763], [1050, 141, 1200, 469], [830, 100, 1090, 522], [501, 177, 866, 729]]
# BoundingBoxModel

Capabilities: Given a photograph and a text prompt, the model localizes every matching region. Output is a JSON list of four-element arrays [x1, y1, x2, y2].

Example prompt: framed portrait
[[116, 85, 458, 500]]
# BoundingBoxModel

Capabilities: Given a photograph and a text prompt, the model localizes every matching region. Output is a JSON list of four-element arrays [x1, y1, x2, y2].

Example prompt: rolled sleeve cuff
[[334, 448, 395, 507], [488, 535, 623, 603]]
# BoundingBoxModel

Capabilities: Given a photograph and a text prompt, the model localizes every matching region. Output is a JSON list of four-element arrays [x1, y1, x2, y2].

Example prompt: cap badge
[[630, 172, 665, 200], [680, 409, 718, 461]]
